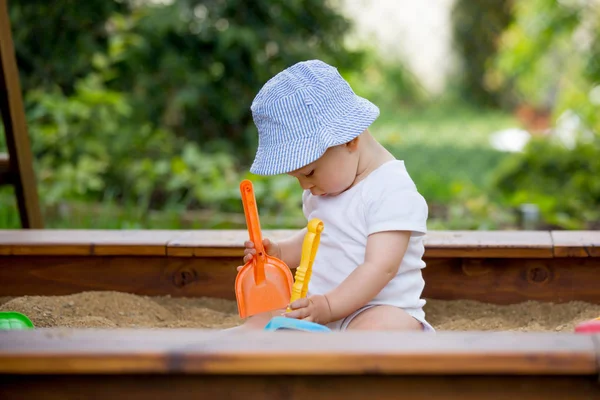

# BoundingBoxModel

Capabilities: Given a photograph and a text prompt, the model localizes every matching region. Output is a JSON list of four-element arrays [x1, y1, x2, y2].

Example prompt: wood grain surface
[[422, 257, 600, 304], [423, 230, 555, 258], [0, 0, 43, 228], [0, 255, 598, 304], [0, 256, 237, 299], [552, 230, 600, 257], [0, 330, 598, 375], [0, 230, 598, 258], [1, 375, 599, 400]]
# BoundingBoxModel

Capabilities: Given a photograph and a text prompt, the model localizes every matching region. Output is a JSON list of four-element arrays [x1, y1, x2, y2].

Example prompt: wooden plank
[[552, 231, 600, 257], [0, 330, 597, 375], [0, 229, 92, 255], [594, 335, 600, 373], [170, 230, 557, 259], [1, 375, 598, 400], [166, 229, 297, 257], [0, 0, 43, 228], [91, 230, 179, 256], [0, 230, 573, 259], [167, 230, 245, 257], [424, 231, 554, 258], [0, 230, 183, 256], [0, 256, 237, 299], [0, 229, 253, 257], [1, 255, 599, 304], [422, 257, 600, 304]]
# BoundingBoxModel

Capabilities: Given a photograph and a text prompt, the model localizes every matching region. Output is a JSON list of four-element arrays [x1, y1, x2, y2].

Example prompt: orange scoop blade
[[235, 179, 293, 318]]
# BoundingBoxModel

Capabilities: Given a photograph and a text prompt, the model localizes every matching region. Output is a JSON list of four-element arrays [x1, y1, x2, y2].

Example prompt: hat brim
[[250, 97, 380, 176]]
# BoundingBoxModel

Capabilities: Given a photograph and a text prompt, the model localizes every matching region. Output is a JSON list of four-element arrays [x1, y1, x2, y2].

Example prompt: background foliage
[[1, 0, 598, 230], [450, 0, 514, 108], [489, 0, 600, 229]]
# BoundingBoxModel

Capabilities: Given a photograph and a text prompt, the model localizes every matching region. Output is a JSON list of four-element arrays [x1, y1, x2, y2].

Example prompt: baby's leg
[[225, 308, 285, 331], [345, 305, 423, 331]]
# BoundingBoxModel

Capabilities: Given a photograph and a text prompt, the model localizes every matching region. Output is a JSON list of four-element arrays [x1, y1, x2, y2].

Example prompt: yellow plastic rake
[[287, 218, 323, 312]]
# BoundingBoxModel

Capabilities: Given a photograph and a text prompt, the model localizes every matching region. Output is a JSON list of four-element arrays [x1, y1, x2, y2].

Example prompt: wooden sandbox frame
[[0, 229, 599, 399]]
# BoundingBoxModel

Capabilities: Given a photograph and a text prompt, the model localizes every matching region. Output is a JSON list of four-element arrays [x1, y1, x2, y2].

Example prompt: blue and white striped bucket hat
[[249, 60, 380, 175]]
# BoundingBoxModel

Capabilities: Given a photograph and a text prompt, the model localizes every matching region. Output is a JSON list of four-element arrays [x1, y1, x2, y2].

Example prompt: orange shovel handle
[[240, 180, 266, 284]]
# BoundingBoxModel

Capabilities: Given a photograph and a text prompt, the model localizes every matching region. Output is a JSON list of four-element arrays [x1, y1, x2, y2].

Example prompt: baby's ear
[[346, 136, 360, 151]]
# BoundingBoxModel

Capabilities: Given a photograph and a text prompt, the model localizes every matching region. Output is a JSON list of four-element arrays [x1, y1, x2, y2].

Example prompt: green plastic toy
[[0, 311, 35, 330]]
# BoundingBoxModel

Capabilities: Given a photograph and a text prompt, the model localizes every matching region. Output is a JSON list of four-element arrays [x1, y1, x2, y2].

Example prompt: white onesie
[[302, 160, 434, 331]]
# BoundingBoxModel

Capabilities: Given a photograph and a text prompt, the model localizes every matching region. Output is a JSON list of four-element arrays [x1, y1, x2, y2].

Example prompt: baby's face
[[287, 142, 360, 197]]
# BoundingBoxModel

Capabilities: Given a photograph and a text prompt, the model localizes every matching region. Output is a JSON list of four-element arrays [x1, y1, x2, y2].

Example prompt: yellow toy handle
[[287, 218, 323, 312]]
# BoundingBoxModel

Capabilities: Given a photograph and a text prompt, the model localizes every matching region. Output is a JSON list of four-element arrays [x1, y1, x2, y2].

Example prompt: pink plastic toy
[[574, 317, 600, 333]]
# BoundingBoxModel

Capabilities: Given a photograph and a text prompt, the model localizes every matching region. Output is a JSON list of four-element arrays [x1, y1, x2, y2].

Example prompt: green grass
[[371, 102, 518, 204], [374, 102, 518, 147]]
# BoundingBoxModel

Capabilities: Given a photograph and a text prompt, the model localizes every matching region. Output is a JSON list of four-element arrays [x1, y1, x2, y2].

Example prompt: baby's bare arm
[[241, 227, 306, 270], [325, 230, 411, 321], [278, 227, 307, 268]]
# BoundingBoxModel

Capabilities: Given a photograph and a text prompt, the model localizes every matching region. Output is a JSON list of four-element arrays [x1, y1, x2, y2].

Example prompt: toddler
[[239, 60, 434, 332]]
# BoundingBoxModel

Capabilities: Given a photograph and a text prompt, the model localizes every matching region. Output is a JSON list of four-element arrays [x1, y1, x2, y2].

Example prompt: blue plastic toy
[[264, 316, 331, 332]]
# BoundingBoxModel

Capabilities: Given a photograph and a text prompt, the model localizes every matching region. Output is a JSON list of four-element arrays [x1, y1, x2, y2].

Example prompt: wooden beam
[[0, 330, 598, 399], [167, 229, 297, 257], [0, 256, 241, 300], [2, 229, 595, 259], [1, 330, 599, 400], [0, 0, 43, 228], [0, 255, 598, 304], [0, 230, 598, 304], [0, 329, 597, 375], [1, 375, 598, 400], [552, 230, 600, 257]]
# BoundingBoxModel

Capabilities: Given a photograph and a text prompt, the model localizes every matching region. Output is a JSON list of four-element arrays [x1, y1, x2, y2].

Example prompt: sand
[[1, 291, 599, 331]]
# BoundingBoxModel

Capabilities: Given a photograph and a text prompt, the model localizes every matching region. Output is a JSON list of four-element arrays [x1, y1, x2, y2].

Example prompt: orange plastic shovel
[[235, 179, 294, 318]]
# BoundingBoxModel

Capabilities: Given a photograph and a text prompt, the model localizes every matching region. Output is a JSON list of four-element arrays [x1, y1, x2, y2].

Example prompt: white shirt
[[303, 160, 428, 311]]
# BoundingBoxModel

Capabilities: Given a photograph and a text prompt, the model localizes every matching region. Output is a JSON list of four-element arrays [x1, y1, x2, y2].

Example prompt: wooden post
[[0, 0, 43, 228]]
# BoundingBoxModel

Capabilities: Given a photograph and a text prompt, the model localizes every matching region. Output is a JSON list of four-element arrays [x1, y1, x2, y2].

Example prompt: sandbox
[[0, 229, 599, 399]]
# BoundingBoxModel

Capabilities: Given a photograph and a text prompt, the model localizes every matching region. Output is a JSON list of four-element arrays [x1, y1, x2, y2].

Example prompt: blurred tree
[[490, 0, 599, 132], [450, 0, 514, 108], [100, 0, 363, 161], [9, 0, 362, 162], [489, 0, 582, 113], [490, 0, 600, 229], [492, 136, 600, 229], [5, 0, 361, 217], [8, 0, 131, 94]]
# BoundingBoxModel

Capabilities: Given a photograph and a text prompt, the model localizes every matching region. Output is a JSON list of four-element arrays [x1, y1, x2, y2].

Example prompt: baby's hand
[[236, 238, 281, 271], [284, 294, 332, 325]]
